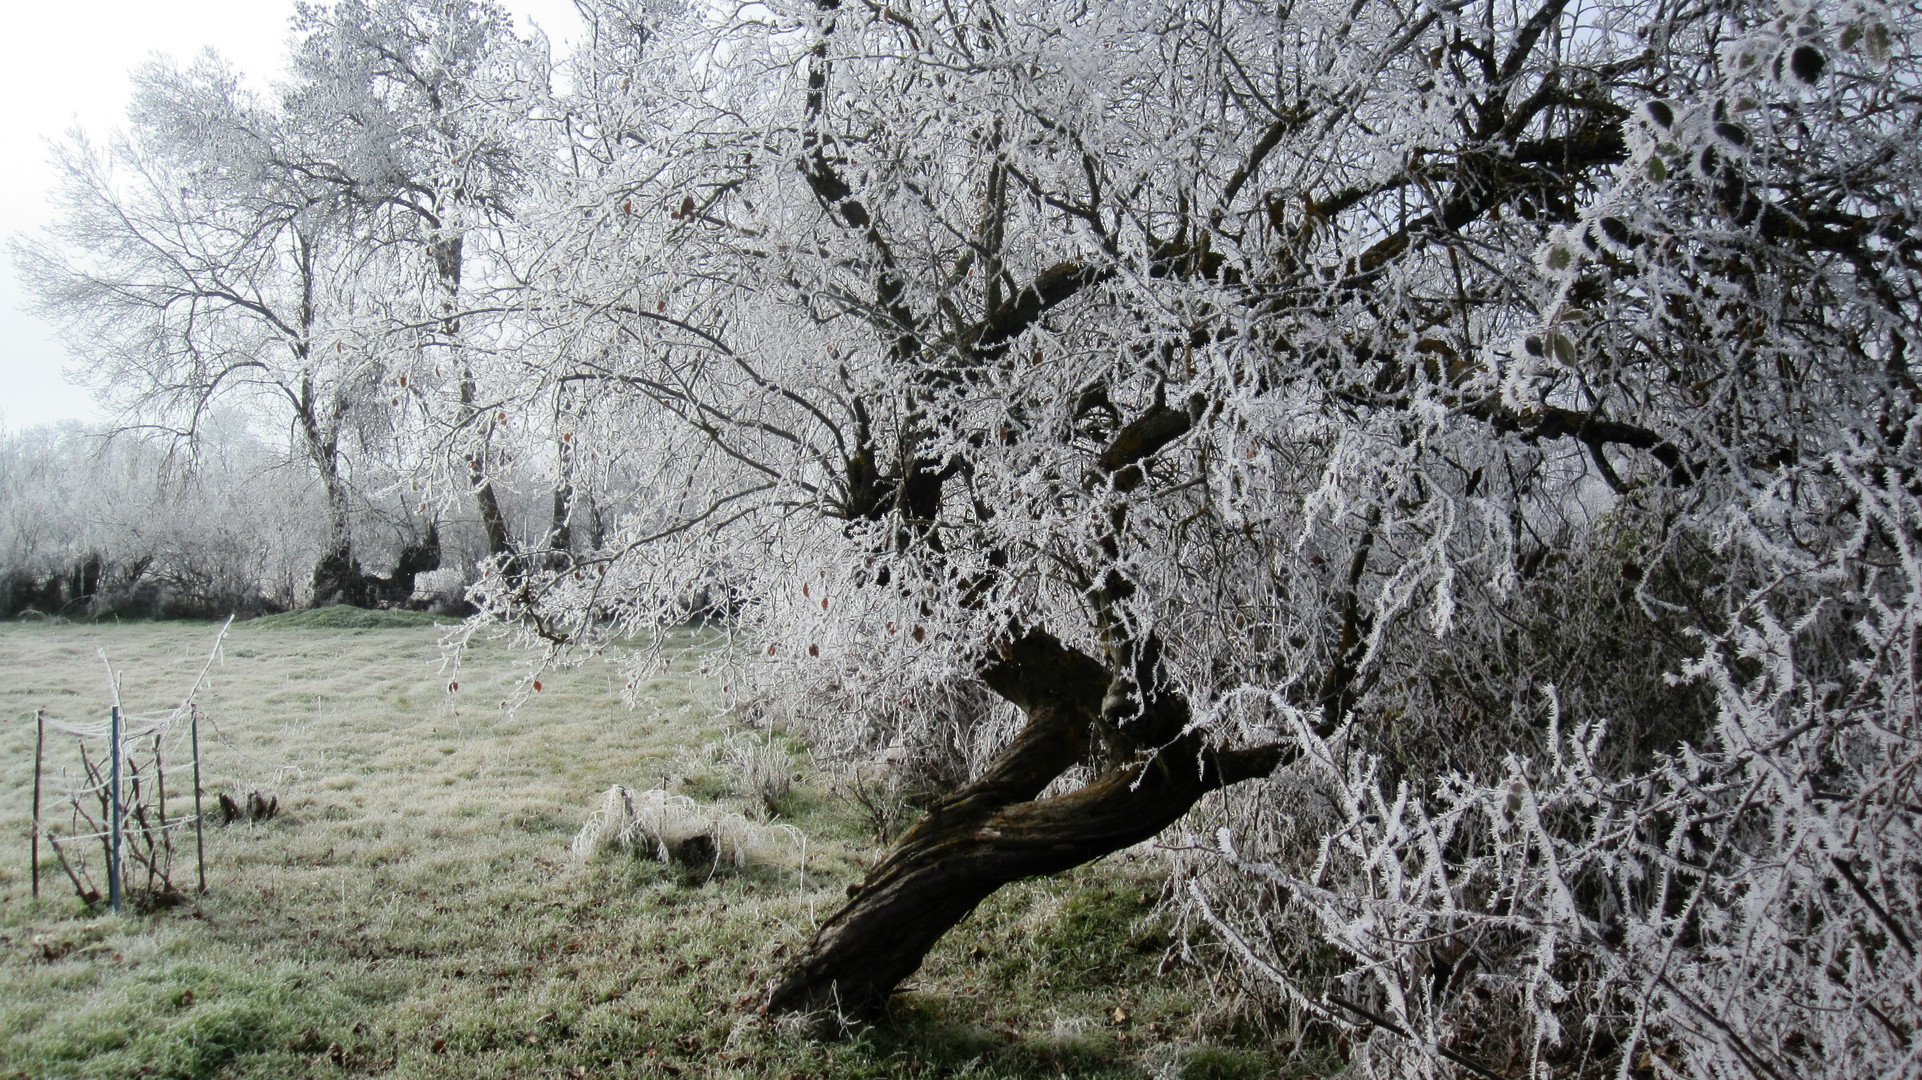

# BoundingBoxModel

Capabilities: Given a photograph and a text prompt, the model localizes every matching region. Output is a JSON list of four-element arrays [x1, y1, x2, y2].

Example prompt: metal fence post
[[31, 709, 44, 900], [108, 705, 121, 914], [192, 705, 206, 894]]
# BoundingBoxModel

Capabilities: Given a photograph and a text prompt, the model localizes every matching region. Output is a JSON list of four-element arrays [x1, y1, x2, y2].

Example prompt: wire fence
[[28, 616, 232, 912]]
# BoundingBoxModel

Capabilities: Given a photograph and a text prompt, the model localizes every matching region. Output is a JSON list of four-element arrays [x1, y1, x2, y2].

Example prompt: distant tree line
[[0, 414, 574, 618]]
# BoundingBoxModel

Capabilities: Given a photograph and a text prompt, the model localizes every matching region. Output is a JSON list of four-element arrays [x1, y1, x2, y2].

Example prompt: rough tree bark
[[428, 230, 515, 565], [763, 630, 1287, 1017], [302, 369, 368, 607]]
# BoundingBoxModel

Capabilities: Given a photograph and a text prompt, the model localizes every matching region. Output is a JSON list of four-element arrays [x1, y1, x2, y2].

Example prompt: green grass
[[0, 620, 1310, 1079]]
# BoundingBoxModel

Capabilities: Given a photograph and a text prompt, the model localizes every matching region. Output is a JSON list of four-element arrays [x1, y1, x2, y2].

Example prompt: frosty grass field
[[0, 615, 1292, 1079]]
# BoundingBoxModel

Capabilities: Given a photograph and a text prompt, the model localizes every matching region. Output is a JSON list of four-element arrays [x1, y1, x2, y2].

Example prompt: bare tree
[[19, 3, 547, 604], [15, 55, 395, 604], [493, 0, 1922, 1068], [21, 0, 1922, 1071], [285, 0, 546, 569]]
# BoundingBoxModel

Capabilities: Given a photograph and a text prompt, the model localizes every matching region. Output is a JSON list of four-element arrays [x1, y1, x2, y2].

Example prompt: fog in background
[[0, 0, 581, 432]]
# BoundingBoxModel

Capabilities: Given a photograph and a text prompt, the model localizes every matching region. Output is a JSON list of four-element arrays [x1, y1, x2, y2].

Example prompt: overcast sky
[[0, 0, 582, 433]]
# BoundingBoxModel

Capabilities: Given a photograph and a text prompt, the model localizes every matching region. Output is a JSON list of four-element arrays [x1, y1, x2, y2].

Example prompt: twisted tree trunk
[[763, 630, 1286, 1018]]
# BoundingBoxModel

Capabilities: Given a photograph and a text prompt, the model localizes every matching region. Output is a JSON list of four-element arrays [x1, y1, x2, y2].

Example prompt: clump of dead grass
[[724, 731, 794, 818], [571, 785, 797, 871]]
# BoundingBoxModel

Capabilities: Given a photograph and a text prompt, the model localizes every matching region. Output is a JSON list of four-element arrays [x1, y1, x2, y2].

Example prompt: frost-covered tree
[[19, 2, 545, 605], [14, 55, 408, 604], [25, 0, 1920, 1070], [490, 0, 1922, 1066], [285, 0, 549, 567]]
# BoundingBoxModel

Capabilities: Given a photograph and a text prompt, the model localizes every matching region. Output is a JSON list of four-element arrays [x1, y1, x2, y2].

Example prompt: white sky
[[0, 0, 582, 433]]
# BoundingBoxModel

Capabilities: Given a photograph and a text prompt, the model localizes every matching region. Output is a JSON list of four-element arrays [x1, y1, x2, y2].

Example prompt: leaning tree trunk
[[763, 630, 1286, 1018]]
